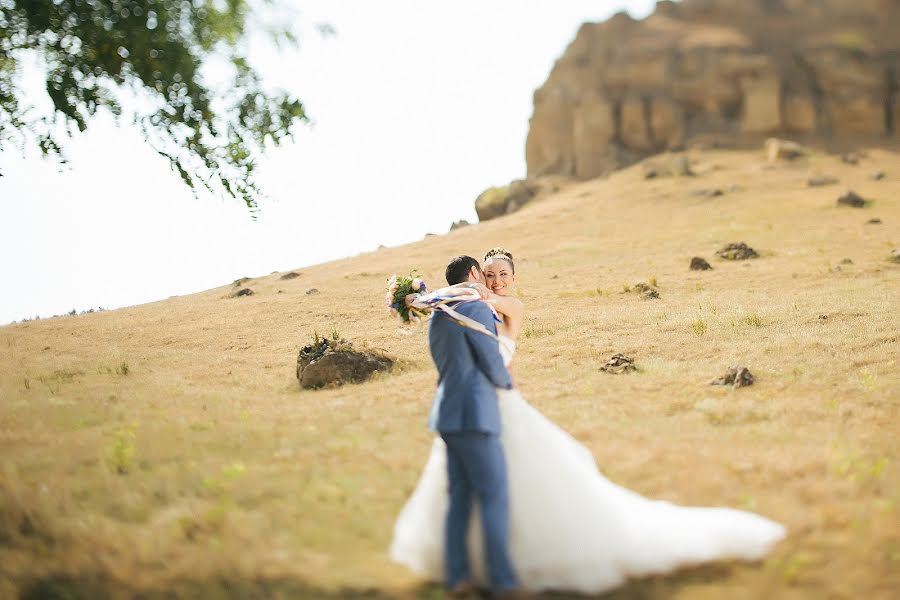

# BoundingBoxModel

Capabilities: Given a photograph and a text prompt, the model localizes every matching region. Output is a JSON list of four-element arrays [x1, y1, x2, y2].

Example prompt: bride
[[390, 247, 786, 595]]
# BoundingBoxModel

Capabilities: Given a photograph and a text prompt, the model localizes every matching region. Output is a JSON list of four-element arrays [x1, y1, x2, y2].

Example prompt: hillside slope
[[1, 147, 899, 599]]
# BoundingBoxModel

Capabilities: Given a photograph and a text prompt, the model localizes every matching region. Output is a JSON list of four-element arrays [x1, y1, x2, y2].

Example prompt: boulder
[[474, 177, 566, 222], [279, 271, 301, 280], [231, 288, 254, 298], [449, 219, 471, 231], [296, 338, 393, 389]]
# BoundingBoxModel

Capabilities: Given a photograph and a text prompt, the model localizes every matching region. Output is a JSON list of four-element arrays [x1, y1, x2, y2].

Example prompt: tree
[[0, 0, 308, 212]]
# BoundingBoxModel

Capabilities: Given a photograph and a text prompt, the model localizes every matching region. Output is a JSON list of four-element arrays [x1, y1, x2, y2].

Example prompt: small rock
[[871, 171, 886, 181], [690, 188, 724, 198], [840, 153, 860, 165], [866, 218, 882, 224], [233, 277, 250, 287], [600, 354, 636, 374], [716, 242, 759, 260], [710, 365, 754, 388], [807, 176, 839, 187], [424, 233, 437, 238], [840, 258, 853, 265], [690, 257, 713, 271], [305, 288, 320, 295], [818, 314, 829, 321], [837, 191, 866, 208], [765, 138, 807, 162], [279, 271, 301, 280], [890, 249, 900, 264], [450, 219, 471, 231], [231, 288, 254, 298]]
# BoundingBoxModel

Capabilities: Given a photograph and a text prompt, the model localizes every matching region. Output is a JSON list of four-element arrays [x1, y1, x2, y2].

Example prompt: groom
[[427, 255, 521, 599]]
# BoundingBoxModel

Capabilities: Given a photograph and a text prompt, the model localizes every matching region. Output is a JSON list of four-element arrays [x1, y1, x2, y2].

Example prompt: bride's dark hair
[[484, 247, 515, 274]]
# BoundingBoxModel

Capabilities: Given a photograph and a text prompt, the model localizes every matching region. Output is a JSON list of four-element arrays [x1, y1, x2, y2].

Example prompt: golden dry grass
[[1, 147, 899, 599]]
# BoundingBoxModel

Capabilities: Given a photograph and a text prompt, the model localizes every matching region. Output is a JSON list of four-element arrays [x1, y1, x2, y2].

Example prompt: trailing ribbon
[[409, 287, 502, 341]]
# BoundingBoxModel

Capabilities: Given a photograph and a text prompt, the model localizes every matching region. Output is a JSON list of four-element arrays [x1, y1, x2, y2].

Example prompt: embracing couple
[[391, 249, 786, 598]]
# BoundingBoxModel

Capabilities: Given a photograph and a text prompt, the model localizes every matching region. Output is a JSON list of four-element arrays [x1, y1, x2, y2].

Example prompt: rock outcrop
[[526, 0, 900, 180]]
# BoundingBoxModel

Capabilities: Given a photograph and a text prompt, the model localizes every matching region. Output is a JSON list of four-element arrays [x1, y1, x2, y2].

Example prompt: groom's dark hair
[[445, 255, 480, 285]]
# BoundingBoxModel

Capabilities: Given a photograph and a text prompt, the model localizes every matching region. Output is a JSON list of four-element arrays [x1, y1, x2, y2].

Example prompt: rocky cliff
[[526, 0, 900, 179]]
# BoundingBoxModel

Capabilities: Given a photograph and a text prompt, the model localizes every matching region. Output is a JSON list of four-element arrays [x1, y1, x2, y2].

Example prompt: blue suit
[[427, 301, 518, 593]]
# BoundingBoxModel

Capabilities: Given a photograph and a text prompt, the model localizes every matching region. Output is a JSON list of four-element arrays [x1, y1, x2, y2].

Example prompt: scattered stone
[[630, 282, 660, 300], [710, 365, 754, 388], [871, 171, 886, 181], [837, 190, 866, 208], [277, 290, 284, 294], [296, 337, 393, 389], [765, 138, 807, 163], [890, 249, 900, 264], [840, 258, 853, 265], [600, 353, 636, 374], [689, 188, 724, 198], [644, 155, 695, 179], [690, 257, 713, 271], [279, 271, 301, 280], [807, 176, 839, 187], [716, 242, 759, 260], [840, 152, 860, 165], [231, 288, 254, 298], [233, 277, 250, 287], [450, 219, 471, 231], [866, 218, 882, 224], [305, 288, 320, 295], [818, 314, 829, 321]]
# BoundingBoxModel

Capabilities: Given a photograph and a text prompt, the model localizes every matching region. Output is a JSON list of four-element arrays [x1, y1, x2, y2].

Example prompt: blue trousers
[[440, 431, 518, 593]]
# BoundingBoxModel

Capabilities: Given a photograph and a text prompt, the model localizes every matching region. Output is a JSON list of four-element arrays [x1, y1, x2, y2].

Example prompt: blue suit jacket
[[427, 301, 513, 434]]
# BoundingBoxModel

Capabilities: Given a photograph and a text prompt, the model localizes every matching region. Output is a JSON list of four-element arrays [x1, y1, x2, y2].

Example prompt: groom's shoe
[[449, 581, 480, 599]]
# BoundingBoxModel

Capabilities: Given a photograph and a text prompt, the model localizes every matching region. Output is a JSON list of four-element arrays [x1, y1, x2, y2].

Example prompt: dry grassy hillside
[[1, 147, 899, 599]]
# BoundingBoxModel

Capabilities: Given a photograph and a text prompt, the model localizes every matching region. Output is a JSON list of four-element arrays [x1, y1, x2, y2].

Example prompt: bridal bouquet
[[386, 273, 429, 323]]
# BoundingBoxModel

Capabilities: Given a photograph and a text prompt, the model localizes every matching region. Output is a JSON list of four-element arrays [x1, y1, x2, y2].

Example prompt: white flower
[[412, 278, 423, 292]]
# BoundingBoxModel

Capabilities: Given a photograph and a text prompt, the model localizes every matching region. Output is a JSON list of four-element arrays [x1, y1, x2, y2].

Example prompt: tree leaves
[[0, 0, 308, 213]]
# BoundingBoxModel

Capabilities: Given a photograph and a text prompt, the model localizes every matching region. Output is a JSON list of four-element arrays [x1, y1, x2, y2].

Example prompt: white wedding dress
[[390, 336, 786, 594]]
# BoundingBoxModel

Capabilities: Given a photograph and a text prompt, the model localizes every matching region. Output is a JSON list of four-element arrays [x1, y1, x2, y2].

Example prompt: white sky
[[0, 1, 655, 324]]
